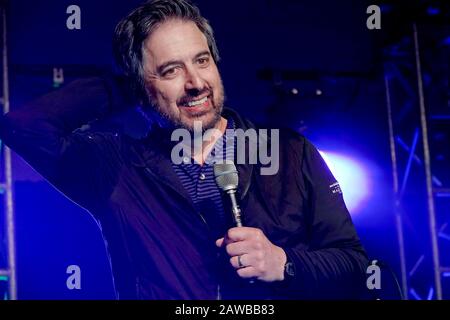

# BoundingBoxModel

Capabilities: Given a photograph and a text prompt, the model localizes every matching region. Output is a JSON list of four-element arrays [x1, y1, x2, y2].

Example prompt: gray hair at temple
[[113, 0, 220, 103]]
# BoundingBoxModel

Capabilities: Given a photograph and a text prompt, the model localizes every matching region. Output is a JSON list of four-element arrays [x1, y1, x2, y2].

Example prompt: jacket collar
[[128, 108, 255, 202]]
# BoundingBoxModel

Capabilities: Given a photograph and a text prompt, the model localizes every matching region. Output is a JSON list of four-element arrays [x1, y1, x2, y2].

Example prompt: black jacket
[[0, 77, 369, 299]]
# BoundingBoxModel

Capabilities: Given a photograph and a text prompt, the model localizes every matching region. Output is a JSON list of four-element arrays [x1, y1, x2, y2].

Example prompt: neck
[[191, 117, 227, 165]]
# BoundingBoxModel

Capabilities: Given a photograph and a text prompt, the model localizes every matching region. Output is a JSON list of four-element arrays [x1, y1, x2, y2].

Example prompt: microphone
[[214, 161, 243, 227], [215, 161, 256, 284]]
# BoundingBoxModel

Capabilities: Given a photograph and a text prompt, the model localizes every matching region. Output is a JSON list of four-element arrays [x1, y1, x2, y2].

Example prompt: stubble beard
[[149, 82, 225, 134]]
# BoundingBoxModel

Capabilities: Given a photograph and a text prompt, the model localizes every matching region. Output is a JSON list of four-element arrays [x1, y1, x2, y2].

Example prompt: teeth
[[187, 97, 208, 107]]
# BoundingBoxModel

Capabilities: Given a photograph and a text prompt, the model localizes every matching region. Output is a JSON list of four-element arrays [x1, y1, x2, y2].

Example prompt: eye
[[162, 67, 180, 78], [197, 56, 210, 67]]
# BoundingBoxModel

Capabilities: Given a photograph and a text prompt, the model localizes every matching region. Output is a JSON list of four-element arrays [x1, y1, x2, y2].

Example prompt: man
[[0, 0, 368, 299]]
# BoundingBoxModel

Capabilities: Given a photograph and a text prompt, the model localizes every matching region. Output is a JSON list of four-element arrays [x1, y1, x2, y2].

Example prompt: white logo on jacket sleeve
[[329, 182, 342, 194]]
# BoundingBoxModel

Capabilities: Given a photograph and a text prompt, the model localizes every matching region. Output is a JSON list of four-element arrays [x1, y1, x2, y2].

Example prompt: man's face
[[142, 19, 224, 131]]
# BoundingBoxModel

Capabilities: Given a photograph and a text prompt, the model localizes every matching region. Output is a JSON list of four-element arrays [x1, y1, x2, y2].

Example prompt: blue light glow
[[319, 151, 370, 214], [443, 36, 450, 46], [426, 7, 440, 16]]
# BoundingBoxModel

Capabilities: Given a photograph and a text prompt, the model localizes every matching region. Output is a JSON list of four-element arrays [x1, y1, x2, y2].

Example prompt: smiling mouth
[[180, 95, 210, 108], [187, 96, 208, 106]]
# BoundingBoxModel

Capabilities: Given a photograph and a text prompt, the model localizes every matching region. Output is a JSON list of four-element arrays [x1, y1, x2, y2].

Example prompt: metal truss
[[385, 22, 450, 300], [0, 3, 17, 300]]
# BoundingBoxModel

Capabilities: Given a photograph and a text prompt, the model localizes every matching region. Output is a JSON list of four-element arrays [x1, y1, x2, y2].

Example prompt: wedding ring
[[237, 255, 244, 268]]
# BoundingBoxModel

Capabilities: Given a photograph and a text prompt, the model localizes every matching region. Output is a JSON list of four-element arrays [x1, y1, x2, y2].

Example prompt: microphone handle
[[227, 189, 255, 283], [227, 190, 243, 227]]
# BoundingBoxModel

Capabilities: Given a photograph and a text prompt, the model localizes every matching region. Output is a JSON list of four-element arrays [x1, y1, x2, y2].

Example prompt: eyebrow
[[156, 51, 211, 75]]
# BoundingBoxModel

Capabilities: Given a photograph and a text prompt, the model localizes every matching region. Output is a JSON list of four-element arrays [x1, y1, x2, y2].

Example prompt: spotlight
[[319, 151, 370, 214]]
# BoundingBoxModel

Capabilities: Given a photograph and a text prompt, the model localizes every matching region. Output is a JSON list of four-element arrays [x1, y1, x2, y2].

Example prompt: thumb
[[215, 237, 224, 247]]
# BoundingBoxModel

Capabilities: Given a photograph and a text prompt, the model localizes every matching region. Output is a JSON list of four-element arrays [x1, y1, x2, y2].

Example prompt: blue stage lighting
[[319, 151, 370, 214]]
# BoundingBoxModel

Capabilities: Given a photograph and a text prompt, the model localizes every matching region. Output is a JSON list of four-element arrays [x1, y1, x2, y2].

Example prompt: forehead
[[142, 19, 210, 70]]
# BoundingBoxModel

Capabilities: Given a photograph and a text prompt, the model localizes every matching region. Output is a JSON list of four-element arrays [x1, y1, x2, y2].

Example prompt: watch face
[[285, 262, 295, 277]]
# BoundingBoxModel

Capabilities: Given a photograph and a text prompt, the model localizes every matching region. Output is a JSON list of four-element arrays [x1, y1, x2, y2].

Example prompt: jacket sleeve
[[0, 76, 134, 211], [276, 138, 369, 299]]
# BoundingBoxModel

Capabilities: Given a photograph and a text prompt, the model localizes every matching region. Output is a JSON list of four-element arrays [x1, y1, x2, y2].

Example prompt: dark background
[[1, 0, 449, 299]]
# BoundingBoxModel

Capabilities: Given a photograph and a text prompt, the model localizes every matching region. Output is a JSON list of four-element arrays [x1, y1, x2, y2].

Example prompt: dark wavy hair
[[113, 0, 220, 103]]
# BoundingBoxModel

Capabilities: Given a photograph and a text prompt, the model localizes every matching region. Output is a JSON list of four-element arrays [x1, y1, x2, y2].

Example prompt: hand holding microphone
[[214, 161, 287, 283]]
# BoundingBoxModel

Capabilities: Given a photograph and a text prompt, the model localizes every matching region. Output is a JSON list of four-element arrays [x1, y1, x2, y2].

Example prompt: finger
[[215, 238, 224, 247], [225, 241, 254, 257], [236, 266, 259, 279], [224, 227, 264, 244], [216, 228, 240, 248], [230, 253, 251, 269], [216, 230, 238, 247]]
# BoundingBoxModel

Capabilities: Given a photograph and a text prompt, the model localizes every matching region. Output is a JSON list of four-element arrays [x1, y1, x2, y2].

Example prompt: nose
[[184, 66, 205, 92]]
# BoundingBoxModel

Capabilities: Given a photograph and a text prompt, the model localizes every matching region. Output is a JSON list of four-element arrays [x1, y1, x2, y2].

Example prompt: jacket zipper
[[198, 212, 222, 300], [145, 167, 224, 300], [217, 284, 221, 300]]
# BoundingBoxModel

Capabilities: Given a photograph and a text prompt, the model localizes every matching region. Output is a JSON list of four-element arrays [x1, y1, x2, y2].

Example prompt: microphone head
[[214, 160, 239, 192]]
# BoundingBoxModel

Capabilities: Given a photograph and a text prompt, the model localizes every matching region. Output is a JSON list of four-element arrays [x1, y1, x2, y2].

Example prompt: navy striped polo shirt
[[172, 118, 235, 238]]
